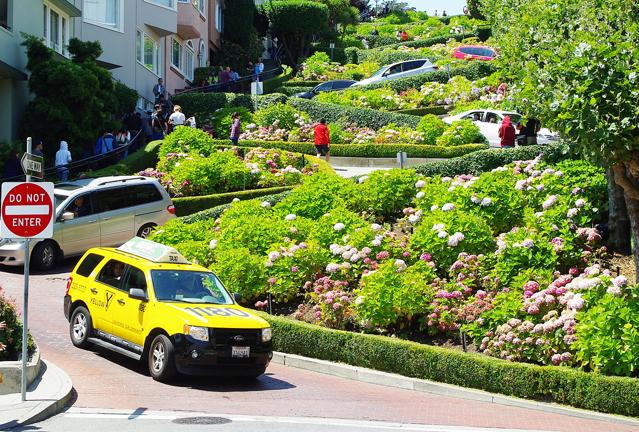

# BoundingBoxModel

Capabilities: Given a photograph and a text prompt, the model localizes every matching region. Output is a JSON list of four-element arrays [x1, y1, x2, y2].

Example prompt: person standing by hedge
[[55, 140, 72, 181], [314, 119, 331, 162], [230, 112, 241, 145], [498, 116, 516, 148]]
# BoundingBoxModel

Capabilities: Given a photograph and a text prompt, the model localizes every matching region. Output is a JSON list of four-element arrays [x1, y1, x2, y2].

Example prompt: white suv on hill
[[0, 176, 175, 270], [352, 59, 438, 87]]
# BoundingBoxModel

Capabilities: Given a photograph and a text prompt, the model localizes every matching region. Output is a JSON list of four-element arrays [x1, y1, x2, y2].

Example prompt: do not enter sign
[[0, 182, 55, 239]]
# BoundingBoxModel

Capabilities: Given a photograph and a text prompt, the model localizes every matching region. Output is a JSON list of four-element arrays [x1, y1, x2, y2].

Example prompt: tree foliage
[[482, 0, 639, 274], [20, 36, 136, 156], [260, 0, 329, 70], [467, 0, 485, 20]]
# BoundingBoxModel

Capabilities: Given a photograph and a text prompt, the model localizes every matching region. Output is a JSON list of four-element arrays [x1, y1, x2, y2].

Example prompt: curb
[[272, 352, 639, 428], [0, 359, 73, 429]]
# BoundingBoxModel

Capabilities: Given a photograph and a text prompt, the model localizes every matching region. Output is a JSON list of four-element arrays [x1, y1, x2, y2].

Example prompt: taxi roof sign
[[117, 237, 190, 264]]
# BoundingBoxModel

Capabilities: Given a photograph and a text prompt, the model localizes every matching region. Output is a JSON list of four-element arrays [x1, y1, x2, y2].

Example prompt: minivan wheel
[[32, 241, 58, 271], [137, 224, 157, 239], [70, 306, 93, 348], [148, 334, 177, 382]]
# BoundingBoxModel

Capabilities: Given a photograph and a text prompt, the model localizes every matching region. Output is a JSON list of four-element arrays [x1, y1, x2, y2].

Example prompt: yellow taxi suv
[[63, 237, 272, 381]]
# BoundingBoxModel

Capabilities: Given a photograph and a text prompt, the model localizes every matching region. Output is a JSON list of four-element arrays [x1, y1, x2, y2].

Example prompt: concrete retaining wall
[[0, 345, 41, 395], [329, 157, 446, 168]]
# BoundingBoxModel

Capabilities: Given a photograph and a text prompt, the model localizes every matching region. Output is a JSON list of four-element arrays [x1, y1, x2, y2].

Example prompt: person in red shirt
[[314, 119, 330, 162], [401, 30, 409, 41], [498, 116, 516, 148]]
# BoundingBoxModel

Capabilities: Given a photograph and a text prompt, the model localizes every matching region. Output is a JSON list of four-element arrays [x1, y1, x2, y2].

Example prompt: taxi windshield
[[150, 270, 233, 305]]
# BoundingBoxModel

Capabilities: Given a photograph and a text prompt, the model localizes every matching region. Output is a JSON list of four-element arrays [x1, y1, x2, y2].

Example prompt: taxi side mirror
[[61, 212, 74, 222], [129, 288, 148, 301], [233, 293, 242, 303]]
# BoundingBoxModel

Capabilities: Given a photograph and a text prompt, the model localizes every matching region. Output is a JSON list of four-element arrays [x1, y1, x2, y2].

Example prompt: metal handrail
[[175, 65, 284, 95]]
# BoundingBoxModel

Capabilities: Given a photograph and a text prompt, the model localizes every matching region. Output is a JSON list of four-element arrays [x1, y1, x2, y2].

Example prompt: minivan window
[[96, 187, 131, 212], [130, 184, 162, 207], [64, 193, 94, 218], [76, 253, 104, 277]]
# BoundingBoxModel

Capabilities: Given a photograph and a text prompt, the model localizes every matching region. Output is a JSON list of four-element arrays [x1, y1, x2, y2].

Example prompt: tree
[[482, 0, 639, 275], [20, 36, 136, 156], [466, 0, 485, 20], [260, 0, 329, 70], [350, 0, 369, 12]]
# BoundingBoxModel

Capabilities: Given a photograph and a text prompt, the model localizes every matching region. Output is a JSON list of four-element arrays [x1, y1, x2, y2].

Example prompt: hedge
[[261, 313, 639, 417], [172, 186, 294, 216], [210, 139, 487, 158], [263, 66, 294, 94], [282, 80, 323, 87], [274, 86, 314, 96], [289, 98, 421, 130], [395, 106, 450, 116], [357, 61, 498, 93], [170, 92, 254, 119], [353, 33, 479, 64], [412, 143, 570, 177], [180, 190, 292, 224], [89, 140, 162, 177]]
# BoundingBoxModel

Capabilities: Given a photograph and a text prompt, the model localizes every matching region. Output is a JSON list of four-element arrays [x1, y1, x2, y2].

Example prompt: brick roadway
[[0, 261, 634, 432]]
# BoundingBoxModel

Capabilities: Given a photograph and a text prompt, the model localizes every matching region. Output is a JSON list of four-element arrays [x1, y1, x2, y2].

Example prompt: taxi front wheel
[[70, 306, 93, 349], [148, 334, 177, 382]]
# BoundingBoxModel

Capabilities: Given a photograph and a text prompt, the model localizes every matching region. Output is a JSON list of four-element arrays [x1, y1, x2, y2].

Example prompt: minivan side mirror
[[129, 288, 148, 301], [233, 292, 242, 303], [61, 212, 74, 222]]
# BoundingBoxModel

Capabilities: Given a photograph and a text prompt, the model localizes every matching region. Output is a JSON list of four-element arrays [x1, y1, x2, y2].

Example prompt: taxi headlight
[[184, 325, 209, 342], [261, 327, 272, 343]]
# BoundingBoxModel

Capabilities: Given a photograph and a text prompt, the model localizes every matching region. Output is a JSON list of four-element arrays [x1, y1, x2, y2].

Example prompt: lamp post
[[329, 42, 335, 61]]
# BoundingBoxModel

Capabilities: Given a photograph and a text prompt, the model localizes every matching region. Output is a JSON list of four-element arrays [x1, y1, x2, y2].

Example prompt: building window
[[0, 0, 9, 31], [215, 4, 223, 33], [171, 38, 183, 71], [146, 0, 175, 9], [198, 39, 206, 67], [194, 0, 205, 15], [185, 40, 195, 81], [136, 30, 160, 75], [44, 2, 70, 56], [84, 0, 121, 31]]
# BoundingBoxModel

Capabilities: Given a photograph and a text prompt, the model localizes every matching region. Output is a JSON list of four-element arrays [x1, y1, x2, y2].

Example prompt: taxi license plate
[[232, 346, 250, 358]]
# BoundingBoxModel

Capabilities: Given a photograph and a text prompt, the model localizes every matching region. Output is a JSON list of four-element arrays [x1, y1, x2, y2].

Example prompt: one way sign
[[21, 153, 44, 179]]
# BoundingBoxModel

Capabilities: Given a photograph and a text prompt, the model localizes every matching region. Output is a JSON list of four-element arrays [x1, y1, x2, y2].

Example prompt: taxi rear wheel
[[148, 334, 177, 382], [70, 306, 93, 349]]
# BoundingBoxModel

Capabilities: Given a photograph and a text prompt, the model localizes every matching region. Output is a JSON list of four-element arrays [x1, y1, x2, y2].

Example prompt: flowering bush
[[211, 247, 267, 301], [206, 107, 253, 139], [294, 277, 354, 329], [158, 126, 214, 160], [436, 120, 486, 146], [356, 169, 419, 219], [297, 52, 379, 81], [0, 285, 34, 361], [254, 103, 308, 131], [416, 115, 448, 145]]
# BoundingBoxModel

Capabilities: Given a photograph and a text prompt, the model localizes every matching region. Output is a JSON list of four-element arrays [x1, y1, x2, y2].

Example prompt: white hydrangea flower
[[285, 214, 297, 221]]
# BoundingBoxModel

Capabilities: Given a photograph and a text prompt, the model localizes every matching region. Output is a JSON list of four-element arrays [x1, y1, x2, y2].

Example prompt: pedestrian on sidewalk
[[33, 140, 44, 158], [314, 119, 331, 162], [2, 150, 22, 180], [168, 105, 186, 134], [230, 112, 242, 145], [55, 140, 72, 181], [153, 78, 166, 104], [498, 116, 516, 148], [151, 104, 166, 141], [254, 59, 264, 82]]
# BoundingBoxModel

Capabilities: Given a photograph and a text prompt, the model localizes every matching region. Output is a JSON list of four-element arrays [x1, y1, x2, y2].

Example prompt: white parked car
[[442, 110, 559, 148], [352, 59, 438, 87], [0, 176, 175, 270]]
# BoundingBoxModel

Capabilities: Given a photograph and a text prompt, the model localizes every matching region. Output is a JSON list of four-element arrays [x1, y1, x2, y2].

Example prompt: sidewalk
[[0, 360, 73, 429]]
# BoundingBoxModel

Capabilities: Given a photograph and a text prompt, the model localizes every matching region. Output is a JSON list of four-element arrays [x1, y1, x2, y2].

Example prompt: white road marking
[[63, 408, 558, 432]]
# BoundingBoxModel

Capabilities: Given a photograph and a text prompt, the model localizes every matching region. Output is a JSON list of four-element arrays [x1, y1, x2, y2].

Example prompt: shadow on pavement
[[0, 257, 79, 276]]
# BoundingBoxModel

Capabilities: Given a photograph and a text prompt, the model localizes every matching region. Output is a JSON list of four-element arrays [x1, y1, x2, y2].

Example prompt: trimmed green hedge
[[282, 80, 324, 87], [396, 106, 450, 116], [180, 190, 292, 224], [358, 62, 498, 92], [262, 313, 639, 417], [263, 66, 294, 94], [290, 98, 421, 130], [412, 143, 570, 177], [88, 140, 162, 177], [173, 186, 294, 216], [274, 86, 314, 96], [210, 139, 486, 158], [170, 92, 254, 119]]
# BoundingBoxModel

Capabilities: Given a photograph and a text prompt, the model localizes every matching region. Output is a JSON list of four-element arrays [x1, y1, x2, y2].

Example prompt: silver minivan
[[0, 176, 175, 270]]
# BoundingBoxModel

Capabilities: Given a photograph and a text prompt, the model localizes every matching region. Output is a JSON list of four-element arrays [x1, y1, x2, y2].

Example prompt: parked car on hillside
[[0, 176, 175, 270], [443, 110, 559, 147], [453, 46, 498, 61], [294, 80, 357, 99], [352, 59, 438, 87]]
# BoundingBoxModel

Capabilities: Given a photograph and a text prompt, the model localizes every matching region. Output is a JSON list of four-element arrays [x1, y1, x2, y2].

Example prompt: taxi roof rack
[[117, 237, 190, 264]]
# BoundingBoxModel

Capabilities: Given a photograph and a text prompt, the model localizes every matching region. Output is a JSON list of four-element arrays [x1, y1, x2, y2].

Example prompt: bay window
[[171, 38, 195, 82], [43, 2, 70, 56], [84, 0, 121, 31], [136, 30, 160, 75]]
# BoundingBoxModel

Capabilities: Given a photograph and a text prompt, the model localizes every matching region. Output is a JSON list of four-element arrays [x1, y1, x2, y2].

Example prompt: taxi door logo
[[105, 292, 114, 310]]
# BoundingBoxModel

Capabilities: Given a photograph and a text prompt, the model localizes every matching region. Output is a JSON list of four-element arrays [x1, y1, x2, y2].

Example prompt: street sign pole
[[21, 137, 32, 402]]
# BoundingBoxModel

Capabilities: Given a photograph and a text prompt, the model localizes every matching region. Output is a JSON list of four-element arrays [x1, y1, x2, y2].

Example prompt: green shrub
[[180, 191, 292, 224], [158, 127, 214, 159], [258, 93, 289, 108], [356, 169, 419, 219], [282, 80, 324, 87], [417, 115, 448, 145], [397, 106, 450, 116], [436, 120, 486, 146], [410, 209, 495, 270], [263, 66, 294, 94], [171, 92, 254, 119], [149, 217, 216, 246], [0, 288, 35, 360], [172, 186, 295, 216], [289, 98, 421, 130], [169, 152, 252, 196], [89, 140, 162, 177], [208, 107, 254, 138], [209, 139, 487, 158], [254, 103, 306, 130], [260, 313, 639, 416], [273, 86, 315, 96], [212, 247, 267, 301], [412, 143, 570, 177]]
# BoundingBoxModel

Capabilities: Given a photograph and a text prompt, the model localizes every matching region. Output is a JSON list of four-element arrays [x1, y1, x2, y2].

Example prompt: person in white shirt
[[168, 105, 186, 133]]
